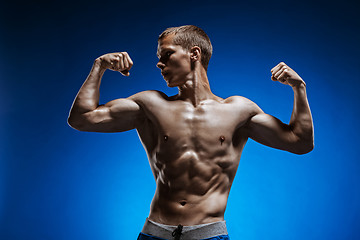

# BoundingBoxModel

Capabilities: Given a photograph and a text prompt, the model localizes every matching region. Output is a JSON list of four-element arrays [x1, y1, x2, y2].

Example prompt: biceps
[[247, 113, 298, 149], [82, 98, 144, 132]]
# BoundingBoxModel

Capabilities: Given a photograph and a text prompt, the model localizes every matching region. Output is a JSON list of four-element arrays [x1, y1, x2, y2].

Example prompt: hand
[[97, 52, 133, 76], [271, 62, 305, 87]]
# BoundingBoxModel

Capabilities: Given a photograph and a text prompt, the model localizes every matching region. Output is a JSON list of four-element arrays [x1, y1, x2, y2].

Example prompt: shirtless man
[[68, 25, 314, 240]]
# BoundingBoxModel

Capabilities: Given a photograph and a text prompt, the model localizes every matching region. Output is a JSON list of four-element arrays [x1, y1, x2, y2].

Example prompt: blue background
[[1, 0, 359, 239]]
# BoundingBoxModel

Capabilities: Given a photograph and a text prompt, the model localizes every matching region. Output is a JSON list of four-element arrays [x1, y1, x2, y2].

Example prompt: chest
[[148, 102, 248, 147]]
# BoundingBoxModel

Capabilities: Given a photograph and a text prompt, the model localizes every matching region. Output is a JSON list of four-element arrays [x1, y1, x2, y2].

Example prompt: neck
[[177, 64, 214, 107]]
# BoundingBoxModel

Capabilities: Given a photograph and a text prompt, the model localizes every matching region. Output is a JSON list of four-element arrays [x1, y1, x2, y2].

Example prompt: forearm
[[69, 58, 105, 116], [289, 83, 314, 149]]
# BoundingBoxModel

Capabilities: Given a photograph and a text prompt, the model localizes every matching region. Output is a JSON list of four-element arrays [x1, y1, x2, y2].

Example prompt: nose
[[157, 61, 165, 70]]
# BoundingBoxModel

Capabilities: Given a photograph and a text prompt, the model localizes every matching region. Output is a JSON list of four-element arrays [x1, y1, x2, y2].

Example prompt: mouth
[[161, 71, 170, 78]]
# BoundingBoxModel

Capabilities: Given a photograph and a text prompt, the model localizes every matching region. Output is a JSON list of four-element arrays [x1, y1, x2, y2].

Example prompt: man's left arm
[[246, 62, 314, 154]]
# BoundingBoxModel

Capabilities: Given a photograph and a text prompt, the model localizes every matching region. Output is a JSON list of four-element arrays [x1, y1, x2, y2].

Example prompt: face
[[157, 34, 192, 87]]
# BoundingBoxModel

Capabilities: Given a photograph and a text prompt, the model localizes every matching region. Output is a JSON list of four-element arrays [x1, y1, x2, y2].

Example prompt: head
[[158, 25, 213, 71]]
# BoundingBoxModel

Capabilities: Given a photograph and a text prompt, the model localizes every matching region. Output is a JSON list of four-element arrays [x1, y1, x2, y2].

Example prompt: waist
[[141, 218, 228, 239]]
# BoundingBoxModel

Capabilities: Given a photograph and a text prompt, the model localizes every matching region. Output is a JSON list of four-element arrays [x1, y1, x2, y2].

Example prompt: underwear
[[137, 218, 230, 240]]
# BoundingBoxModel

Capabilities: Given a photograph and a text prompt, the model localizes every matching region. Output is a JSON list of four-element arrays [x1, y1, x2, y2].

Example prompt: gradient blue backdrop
[[1, 0, 359, 239]]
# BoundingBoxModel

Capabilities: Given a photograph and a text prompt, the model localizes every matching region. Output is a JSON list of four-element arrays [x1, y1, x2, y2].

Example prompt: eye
[[158, 50, 173, 60]]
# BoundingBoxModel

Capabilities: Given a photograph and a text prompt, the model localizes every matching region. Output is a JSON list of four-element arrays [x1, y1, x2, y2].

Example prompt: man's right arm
[[68, 52, 145, 132]]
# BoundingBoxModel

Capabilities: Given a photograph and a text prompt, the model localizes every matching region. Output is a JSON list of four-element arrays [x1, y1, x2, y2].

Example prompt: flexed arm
[[68, 52, 144, 132], [247, 62, 314, 154]]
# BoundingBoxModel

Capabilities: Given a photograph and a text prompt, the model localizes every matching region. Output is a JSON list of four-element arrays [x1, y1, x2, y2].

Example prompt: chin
[[167, 78, 186, 88], [165, 78, 177, 88], [167, 82, 177, 88]]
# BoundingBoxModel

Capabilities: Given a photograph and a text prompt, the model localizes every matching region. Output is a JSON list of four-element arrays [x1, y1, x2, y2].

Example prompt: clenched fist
[[97, 52, 133, 76], [271, 62, 305, 87]]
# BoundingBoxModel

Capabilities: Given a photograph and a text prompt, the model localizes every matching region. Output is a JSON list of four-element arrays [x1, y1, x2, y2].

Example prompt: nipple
[[219, 135, 225, 145], [164, 135, 169, 142]]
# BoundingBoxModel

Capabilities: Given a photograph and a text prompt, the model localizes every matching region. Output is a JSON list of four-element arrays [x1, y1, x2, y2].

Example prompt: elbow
[[67, 116, 79, 130], [67, 115, 86, 131], [289, 128, 314, 155], [291, 139, 314, 155]]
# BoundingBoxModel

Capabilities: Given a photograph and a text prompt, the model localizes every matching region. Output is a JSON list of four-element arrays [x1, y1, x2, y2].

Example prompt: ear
[[190, 46, 201, 62]]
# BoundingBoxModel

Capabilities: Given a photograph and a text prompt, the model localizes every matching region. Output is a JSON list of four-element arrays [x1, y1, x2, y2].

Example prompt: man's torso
[[132, 91, 255, 225]]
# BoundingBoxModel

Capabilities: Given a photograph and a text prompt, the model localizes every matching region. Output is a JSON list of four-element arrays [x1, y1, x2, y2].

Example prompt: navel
[[179, 200, 187, 206], [219, 135, 225, 145]]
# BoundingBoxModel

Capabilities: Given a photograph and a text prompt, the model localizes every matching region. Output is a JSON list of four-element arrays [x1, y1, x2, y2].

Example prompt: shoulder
[[129, 90, 168, 101], [224, 95, 263, 115], [128, 90, 170, 107]]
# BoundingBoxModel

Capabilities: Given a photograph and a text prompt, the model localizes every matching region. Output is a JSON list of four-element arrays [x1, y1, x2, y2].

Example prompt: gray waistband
[[141, 218, 228, 239]]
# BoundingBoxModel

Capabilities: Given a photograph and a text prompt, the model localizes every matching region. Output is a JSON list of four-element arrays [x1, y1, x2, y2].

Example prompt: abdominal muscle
[[148, 149, 237, 226]]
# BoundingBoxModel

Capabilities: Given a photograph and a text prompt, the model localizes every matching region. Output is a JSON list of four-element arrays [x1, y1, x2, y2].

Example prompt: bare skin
[[68, 34, 314, 226]]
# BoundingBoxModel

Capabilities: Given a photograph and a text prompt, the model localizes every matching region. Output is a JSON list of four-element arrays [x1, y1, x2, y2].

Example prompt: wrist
[[94, 57, 107, 73], [291, 80, 306, 90]]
